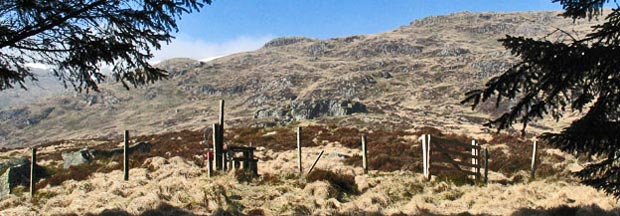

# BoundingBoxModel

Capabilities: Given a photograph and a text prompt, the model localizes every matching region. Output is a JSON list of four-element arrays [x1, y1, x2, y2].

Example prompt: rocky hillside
[[0, 11, 602, 148]]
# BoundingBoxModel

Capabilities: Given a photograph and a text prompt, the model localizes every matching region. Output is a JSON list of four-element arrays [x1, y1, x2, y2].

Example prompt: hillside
[[0, 10, 619, 216], [0, 11, 600, 148]]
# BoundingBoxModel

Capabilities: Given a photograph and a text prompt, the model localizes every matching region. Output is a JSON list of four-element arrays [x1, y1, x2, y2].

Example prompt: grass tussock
[[306, 169, 358, 199]]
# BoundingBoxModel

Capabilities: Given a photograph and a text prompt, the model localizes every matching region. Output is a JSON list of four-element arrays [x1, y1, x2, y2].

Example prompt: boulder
[[0, 158, 32, 198], [62, 148, 96, 169]]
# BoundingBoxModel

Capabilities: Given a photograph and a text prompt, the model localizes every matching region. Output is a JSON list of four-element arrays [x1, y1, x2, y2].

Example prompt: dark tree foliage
[[0, 0, 211, 92], [462, 0, 620, 197]]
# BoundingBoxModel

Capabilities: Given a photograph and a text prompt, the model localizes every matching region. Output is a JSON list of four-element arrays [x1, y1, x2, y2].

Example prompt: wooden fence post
[[207, 158, 212, 177], [123, 130, 129, 181], [219, 100, 226, 171], [484, 148, 489, 184], [212, 124, 222, 170], [426, 134, 431, 180], [30, 147, 36, 197], [361, 135, 368, 174], [531, 140, 538, 179], [420, 135, 427, 179], [307, 150, 325, 175], [420, 134, 431, 180], [297, 127, 303, 174]]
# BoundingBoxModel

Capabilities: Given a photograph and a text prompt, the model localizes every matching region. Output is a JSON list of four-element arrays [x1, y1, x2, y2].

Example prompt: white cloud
[[151, 34, 275, 63]]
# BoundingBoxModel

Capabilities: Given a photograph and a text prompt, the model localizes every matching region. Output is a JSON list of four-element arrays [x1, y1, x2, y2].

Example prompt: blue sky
[[153, 0, 564, 62]]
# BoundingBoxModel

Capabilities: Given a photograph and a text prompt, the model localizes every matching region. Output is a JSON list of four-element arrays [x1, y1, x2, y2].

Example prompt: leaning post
[[361, 135, 368, 174], [123, 130, 129, 181], [30, 147, 36, 197]]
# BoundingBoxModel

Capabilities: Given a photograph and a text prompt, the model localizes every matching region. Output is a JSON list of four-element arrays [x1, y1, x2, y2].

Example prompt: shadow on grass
[[71, 203, 199, 216], [511, 204, 620, 216]]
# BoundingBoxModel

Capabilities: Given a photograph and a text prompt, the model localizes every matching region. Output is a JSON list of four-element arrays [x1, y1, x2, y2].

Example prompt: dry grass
[[0, 124, 611, 215]]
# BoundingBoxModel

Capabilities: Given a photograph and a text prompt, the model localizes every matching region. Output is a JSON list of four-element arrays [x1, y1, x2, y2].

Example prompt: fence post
[[531, 140, 538, 179], [30, 147, 36, 197], [421, 135, 427, 179], [307, 150, 325, 175], [212, 124, 222, 170], [123, 130, 129, 181], [297, 127, 303, 174], [420, 134, 431, 180], [361, 135, 368, 174], [207, 158, 212, 177], [219, 100, 226, 170], [484, 148, 489, 184], [426, 134, 431, 180]]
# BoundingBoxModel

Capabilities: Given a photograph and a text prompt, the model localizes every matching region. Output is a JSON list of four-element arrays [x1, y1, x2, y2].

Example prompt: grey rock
[[0, 158, 32, 198], [254, 99, 367, 121], [62, 148, 96, 169], [472, 59, 512, 79], [307, 41, 333, 57], [431, 47, 471, 57], [345, 40, 423, 58]]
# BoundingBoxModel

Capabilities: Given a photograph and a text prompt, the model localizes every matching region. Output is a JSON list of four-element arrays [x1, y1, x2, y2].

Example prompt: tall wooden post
[[219, 100, 225, 128], [30, 147, 36, 197], [123, 130, 129, 181], [212, 124, 222, 170], [297, 127, 303, 174], [361, 135, 368, 174], [219, 100, 226, 170], [531, 140, 538, 179]]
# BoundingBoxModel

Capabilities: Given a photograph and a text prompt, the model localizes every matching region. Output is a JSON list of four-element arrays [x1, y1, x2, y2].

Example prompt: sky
[[152, 0, 564, 62]]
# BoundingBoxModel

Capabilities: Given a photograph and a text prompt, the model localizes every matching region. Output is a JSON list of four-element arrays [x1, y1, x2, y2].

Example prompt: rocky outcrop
[[264, 37, 314, 48], [472, 59, 512, 79], [345, 40, 423, 58], [255, 99, 367, 121], [430, 46, 471, 57], [0, 107, 54, 129], [62, 142, 152, 168], [307, 41, 334, 57]]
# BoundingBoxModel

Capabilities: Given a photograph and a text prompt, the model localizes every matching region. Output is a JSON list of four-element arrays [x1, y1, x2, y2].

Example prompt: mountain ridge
[[0, 10, 601, 148]]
